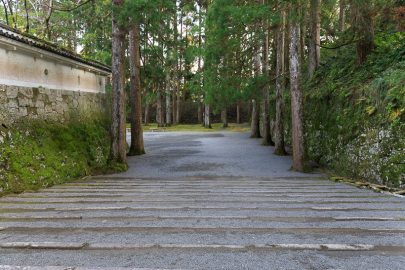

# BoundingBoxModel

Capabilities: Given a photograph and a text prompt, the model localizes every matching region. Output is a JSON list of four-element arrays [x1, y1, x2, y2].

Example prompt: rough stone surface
[[0, 84, 106, 125], [0, 132, 404, 269]]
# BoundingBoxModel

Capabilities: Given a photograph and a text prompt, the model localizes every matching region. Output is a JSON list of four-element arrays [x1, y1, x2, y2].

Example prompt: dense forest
[[1, 0, 404, 187]]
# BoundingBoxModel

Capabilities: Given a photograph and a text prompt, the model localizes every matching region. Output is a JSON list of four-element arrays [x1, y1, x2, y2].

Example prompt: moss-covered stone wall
[[0, 85, 111, 196], [301, 35, 405, 188]]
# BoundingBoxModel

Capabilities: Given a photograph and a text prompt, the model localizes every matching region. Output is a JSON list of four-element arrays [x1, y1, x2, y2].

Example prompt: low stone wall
[[0, 84, 106, 125]]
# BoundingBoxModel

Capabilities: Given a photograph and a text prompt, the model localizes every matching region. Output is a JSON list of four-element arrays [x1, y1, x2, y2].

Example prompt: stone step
[[0, 202, 403, 212], [2, 241, 405, 252], [59, 182, 348, 187], [0, 215, 402, 222], [1, 197, 401, 204], [88, 176, 327, 181], [72, 181, 334, 186], [0, 266, 180, 270], [27, 190, 368, 194], [2, 209, 404, 219], [2, 226, 405, 234], [2, 229, 405, 246], [2, 245, 404, 270], [1, 205, 405, 213], [9, 193, 389, 199], [1, 221, 405, 230], [41, 188, 357, 193], [45, 185, 354, 190]]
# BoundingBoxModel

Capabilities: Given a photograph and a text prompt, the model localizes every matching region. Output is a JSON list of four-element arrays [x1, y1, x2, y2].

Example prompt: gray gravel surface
[[0, 131, 404, 270]]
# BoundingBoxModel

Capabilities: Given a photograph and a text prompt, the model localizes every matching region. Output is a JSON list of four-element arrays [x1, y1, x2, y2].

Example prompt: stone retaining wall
[[0, 84, 106, 125]]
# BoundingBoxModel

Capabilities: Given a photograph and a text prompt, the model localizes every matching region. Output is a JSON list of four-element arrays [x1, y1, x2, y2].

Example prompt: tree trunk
[[156, 88, 164, 127], [351, 0, 374, 65], [339, 0, 346, 32], [300, 1, 308, 65], [165, 72, 172, 126], [248, 101, 252, 124], [172, 91, 177, 124], [284, 17, 290, 84], [275, 5, 287, 155], [44, 0, 53, 39], [173, 6, 179, 125], [250, 100, 261, 138], [221, 108, 228, 128], [289, 17, 305, 172], [198, 103, 203, 124], [177, 7, 184, 125], [261, 19, 273, 146], [176, 92, 181, 124], [111, 0, 127, 164], [1, 0, 9, 25], [128, 23, 145, 156], [144, 102, 150, 125], [24, 0, 29, 32], [6, 0, 16, 29], [308, 0, 321, 77], [236, 103, 241, 124], [204, 104, 211, 128], [251, 40, 261, 139]]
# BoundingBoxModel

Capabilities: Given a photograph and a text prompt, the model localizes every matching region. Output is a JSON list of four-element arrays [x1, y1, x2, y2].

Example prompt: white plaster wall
[[0, 45, 107, 93]]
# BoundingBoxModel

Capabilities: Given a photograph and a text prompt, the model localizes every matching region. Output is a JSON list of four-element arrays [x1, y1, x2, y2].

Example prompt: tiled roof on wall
[[0, 23, 111, 73]]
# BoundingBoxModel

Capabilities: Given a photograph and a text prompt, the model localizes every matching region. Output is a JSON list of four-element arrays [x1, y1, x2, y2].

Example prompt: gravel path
[[0, 131, 404, 269]]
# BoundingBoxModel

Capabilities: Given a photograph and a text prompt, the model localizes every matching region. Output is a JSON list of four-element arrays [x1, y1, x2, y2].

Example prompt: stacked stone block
[[0, 84, 106, 125]]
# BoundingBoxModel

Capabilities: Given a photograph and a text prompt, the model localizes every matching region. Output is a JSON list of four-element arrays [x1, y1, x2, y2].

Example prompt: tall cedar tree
[[274, 2, 287, 155], [261, 0, 274, 146], [128, 22, 145, 156], [111, 0, 127, 164], [289, 3, 305, 171], [308, 0, 321, 76]]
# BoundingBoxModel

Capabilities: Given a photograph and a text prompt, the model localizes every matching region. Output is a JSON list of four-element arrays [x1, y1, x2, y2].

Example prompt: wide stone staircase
[[0, 176, 404, 269]]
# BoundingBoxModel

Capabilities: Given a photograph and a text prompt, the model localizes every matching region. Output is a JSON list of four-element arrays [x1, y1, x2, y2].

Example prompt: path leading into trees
[[0, 132, 404, 269]]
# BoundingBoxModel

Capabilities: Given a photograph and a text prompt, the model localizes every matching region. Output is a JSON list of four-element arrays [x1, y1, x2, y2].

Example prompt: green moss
[[0, 116, 123, 195]]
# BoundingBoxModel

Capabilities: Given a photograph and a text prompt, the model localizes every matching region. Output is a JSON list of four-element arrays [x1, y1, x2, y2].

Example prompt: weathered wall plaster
[[0, 46, 106, 93]]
